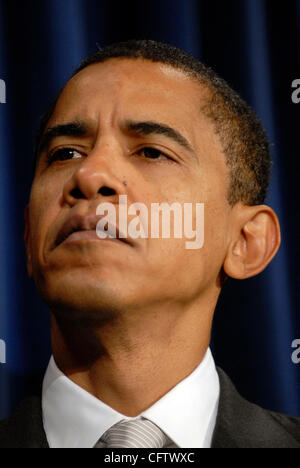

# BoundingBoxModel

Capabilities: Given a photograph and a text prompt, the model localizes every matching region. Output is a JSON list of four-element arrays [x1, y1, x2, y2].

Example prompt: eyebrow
[[37, 119, 196, 162], [124, 119, 195, 154], [37, 121, 89, 157]]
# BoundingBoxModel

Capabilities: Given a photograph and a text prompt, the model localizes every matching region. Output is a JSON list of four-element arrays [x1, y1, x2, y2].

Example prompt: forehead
[[46, 59, 226, 176], [49, 59, 208, 137]]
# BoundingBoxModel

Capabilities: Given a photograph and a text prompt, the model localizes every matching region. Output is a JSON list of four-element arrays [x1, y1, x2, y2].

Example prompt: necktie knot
[[95, 418, 172, 448]]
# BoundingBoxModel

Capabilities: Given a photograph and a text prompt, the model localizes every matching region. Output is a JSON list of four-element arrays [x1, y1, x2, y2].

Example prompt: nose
[[62, 144, 127, 206]]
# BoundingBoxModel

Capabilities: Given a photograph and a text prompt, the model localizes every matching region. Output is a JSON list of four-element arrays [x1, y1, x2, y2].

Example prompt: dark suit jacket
[[0, 367, 300, 448]]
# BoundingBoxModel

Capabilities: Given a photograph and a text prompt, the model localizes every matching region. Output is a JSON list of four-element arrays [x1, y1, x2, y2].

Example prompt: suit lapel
[[0, 396, 48, 448], [212, 367, 300, 448]]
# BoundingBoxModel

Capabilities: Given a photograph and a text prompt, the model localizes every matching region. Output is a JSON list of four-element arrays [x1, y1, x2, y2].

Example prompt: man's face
[[26, 58, 232, 318]]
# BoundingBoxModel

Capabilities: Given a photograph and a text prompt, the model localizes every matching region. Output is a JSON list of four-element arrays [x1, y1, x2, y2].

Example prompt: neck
[[51, 300, 214, 416]]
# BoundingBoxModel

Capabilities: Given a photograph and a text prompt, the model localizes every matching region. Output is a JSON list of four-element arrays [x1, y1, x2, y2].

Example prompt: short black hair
[[35, 39, 271, 206]]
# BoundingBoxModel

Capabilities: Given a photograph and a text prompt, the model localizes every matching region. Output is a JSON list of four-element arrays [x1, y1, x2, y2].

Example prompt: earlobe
[[24, 205, 33, 278], [223, 204, 281, 280]]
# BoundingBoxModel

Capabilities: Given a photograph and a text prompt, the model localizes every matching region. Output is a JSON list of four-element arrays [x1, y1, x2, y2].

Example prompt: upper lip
[[54, 213, 132, 248]]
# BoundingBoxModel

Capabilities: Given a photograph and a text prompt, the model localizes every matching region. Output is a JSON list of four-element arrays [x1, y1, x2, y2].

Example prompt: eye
[[47, 147, 83, 164], [138, 147, 169, 160]]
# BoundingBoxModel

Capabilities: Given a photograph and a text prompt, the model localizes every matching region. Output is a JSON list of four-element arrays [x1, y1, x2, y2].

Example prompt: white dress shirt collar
[[42, 348, 220, 448]]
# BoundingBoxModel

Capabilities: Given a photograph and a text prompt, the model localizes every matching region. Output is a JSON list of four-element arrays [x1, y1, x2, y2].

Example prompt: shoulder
[[213, 367, 300, 448], [0, 397, 48, 448]]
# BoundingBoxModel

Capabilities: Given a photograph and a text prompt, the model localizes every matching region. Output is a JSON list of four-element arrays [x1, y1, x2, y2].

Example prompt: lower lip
[[60, 230, 120, 245]]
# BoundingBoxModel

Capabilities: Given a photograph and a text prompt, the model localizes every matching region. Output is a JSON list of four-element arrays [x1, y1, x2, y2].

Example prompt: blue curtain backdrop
[[0, 0, 299, 420]]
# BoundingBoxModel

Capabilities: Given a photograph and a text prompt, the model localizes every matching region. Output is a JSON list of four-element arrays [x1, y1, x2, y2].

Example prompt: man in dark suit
[[1, 40, 299, 448]]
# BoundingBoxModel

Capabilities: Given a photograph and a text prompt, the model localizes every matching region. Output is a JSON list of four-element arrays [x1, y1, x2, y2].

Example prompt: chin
[[35, 268, 140, 325]]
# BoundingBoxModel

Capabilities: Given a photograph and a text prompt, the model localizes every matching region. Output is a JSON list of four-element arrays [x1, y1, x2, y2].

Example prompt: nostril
[[99, 186, 116, 196], [70, 187, 85, 199]]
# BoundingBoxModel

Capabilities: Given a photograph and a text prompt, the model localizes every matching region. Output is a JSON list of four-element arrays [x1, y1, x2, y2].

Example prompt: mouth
[[54, 214, 132, 249]]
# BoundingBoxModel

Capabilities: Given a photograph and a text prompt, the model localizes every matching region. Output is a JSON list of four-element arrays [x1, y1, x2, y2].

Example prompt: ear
[[24, 205, 33, 278], [223, 204, 281, 279]]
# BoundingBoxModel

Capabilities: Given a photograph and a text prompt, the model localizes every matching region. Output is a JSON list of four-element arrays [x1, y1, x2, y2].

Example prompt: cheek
[[28, 183, 61, 257], [194, 165, 230, 262], [203, 203, 229, 269]]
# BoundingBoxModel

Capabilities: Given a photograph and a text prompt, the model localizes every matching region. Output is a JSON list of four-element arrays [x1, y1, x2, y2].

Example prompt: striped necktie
[[95, 418, 173, 448]]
